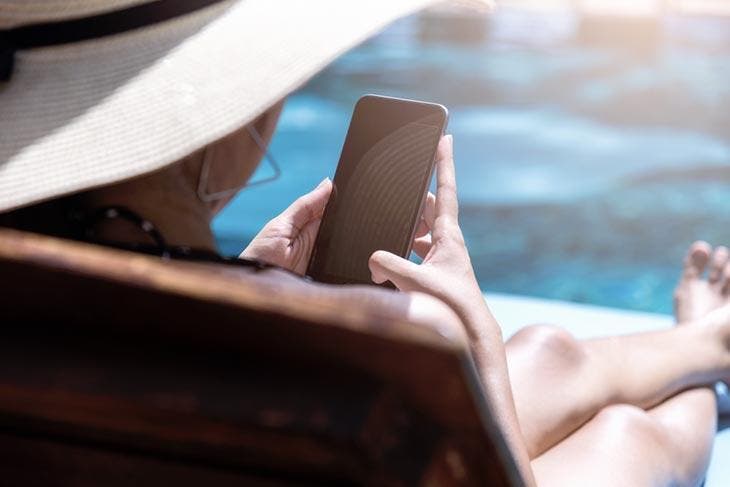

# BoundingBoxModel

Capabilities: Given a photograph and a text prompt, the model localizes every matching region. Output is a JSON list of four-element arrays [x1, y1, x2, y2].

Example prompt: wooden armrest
[[0, 228, 522, 486]]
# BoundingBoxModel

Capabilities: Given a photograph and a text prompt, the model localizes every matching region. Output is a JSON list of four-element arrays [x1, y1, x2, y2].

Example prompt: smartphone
[[306, 94, 448, 286]]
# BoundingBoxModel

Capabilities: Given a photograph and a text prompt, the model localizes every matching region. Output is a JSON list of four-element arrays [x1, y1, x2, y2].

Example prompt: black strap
[[81, 206, 169, 252], [0, 0, 228, 82]]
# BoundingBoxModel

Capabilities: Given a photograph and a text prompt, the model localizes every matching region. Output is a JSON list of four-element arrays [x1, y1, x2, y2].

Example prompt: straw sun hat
[[0, 0, 489, 213]]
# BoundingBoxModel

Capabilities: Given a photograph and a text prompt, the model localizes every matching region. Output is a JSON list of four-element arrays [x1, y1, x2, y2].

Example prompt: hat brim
[[0, 0, 488, 211]]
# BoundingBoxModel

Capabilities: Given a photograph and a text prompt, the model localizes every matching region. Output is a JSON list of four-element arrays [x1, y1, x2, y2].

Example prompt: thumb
[[369, 250, 421, 290], [279, 178, 332, 228]]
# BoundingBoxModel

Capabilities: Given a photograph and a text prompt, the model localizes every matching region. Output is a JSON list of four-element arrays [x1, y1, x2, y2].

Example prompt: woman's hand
[[368, 135, 486, 335], [370, 135, 536, 484], [241, 178, 332, 275]]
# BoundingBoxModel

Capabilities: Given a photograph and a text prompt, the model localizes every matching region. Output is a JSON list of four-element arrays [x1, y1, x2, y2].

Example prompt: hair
[[0, 192, 88, 240]]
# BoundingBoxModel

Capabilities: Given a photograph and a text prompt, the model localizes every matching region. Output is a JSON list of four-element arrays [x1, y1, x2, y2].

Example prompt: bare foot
[[674, 241, 730, 414], [696, 305, 730, 411], [673, 241, 730, 324]]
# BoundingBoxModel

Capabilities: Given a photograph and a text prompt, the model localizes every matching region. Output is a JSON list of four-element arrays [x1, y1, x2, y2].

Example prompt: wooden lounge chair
[[0, 228, 522, 486]]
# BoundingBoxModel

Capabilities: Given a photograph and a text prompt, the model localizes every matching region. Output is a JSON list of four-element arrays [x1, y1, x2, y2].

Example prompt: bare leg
[[532, 395, 716, 487], [512, 242, 726, 485], [508, 322, 725, 459], [506, 242, 729, 458]]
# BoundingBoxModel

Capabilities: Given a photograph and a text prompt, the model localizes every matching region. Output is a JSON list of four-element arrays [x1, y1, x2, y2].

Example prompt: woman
[[1, 1, 727, 485]]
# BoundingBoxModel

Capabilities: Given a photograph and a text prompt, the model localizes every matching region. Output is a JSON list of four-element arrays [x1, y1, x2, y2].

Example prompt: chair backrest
[[0, 228, 522, 486]]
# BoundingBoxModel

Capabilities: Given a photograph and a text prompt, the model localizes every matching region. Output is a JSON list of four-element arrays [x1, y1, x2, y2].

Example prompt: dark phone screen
[[307, 95, 446, 285]]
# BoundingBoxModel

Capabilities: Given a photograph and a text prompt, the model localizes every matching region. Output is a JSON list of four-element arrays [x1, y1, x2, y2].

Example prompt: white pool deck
[[486, 293, 729, 486]]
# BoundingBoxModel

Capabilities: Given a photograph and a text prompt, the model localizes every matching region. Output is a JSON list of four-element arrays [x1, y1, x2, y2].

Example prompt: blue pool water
[[214, 9, 730, 314]]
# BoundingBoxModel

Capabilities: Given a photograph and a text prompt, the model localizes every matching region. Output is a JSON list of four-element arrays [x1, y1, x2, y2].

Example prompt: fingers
[[414, 193, 436, 238], [435, 134, 459, 223], [369, 250, 421, 290], [422, 191, 436, 229], [279, 178, 332, 229], [412, 234, 433, 259], [414, 220, 429, 238]]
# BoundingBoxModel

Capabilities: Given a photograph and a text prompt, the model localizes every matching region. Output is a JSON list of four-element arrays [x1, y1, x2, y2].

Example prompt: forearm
[[365, 134, 535, 483], [460, 297, 537, 487]]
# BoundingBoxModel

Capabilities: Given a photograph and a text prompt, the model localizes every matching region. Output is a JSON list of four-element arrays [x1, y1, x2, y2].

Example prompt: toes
[[722, 263, 730, 295], [682, 241, 712, 281], [709, 246, 729, 284]]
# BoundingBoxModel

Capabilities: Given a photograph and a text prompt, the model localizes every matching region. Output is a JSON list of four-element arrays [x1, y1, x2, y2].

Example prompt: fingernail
[[316, 177, 330, 189], [445, 134, 453, 146]]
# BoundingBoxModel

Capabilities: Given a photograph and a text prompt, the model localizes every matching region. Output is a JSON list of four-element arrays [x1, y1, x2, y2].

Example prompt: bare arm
[[368, 135, 536, 486], [241, 138, 534, 484]]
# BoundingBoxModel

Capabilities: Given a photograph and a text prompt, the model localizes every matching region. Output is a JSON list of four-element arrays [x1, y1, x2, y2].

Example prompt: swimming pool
[[214, 9, 730, 314]]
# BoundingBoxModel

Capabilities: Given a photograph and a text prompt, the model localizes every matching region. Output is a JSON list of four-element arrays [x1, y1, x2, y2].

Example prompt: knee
[[510, 324, 586, 369], [591, 405, 670, 456], [577, 405, 684, 486]]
